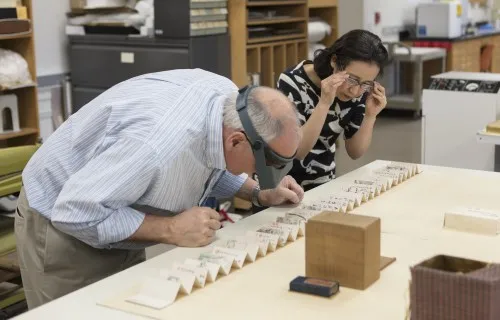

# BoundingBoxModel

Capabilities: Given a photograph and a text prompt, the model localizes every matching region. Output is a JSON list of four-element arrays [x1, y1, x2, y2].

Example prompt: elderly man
[[14, 68, 304, 309]]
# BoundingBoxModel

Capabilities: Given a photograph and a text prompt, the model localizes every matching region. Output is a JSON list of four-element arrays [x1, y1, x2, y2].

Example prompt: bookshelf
[[229, 0, 308, 88], [0, 0, 39, 148], [308, 0, 338, 48]]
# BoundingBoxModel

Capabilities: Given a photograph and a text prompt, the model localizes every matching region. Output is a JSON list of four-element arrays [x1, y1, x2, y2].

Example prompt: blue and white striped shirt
[[22, 69, 247, 249]]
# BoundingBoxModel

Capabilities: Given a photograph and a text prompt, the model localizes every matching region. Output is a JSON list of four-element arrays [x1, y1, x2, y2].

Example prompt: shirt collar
[[205, 94, 226, 170]]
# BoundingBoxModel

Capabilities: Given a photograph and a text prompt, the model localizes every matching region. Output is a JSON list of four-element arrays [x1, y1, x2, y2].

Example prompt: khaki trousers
[[14, 188, 145, 310]]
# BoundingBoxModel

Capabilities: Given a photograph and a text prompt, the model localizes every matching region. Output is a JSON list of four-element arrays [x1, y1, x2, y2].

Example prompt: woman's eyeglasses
[[345, 76, 374, 93]]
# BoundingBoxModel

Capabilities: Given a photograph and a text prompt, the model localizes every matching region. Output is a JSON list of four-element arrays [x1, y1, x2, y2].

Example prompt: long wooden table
[[12, 161, 500, 320]]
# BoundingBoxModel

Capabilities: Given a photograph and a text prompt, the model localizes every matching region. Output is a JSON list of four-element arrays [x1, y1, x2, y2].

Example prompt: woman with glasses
[[277, 29, 389, 191]]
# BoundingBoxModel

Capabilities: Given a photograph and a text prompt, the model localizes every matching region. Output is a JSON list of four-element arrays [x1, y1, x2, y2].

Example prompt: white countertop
[[13, 160, 500, 320]]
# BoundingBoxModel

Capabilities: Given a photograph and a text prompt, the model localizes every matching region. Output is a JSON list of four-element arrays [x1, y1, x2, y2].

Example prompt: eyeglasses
[[345, 76, 374, 93], [335, 62, 374, 93]]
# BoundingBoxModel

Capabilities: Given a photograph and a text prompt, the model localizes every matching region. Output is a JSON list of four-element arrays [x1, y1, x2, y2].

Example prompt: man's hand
[[258, 176, 304, 207], [167, 207, 221, 247], [365, 82, 387, 118]]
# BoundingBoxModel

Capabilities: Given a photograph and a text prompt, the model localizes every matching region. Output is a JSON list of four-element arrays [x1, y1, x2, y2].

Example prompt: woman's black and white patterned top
[[277, 60, 367, 191]]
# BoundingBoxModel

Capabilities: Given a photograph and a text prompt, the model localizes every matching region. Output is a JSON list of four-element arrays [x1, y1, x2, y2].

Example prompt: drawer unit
[[68, 34, 230, 113], [70, 42, 190, 89], [72, 87, 105, 112]]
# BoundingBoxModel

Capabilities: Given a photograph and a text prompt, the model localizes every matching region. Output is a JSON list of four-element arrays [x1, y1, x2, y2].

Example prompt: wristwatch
[[251, 185, 262, 207]]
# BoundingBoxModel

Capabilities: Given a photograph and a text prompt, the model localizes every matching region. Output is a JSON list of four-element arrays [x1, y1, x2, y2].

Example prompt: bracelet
[[251, 185, 262, 207]]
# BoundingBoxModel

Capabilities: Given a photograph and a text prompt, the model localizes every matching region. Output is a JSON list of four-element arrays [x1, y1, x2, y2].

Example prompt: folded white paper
[[326, 195, 355, 211], [256, 225, 289, 246], [285, 209, 321, 221], [211, 246, 246, 269], [159, 269, 195, 295], [341, 184, 374, 200], [300, 201, 346, 213], [372, 169, 403, 185], [198, 252, 233, 276], [333, 191, 363, 207], [246, 230, 276, 253], [172, 262, 208, 288], [371, 175, 394, 190], [444, 207, 500, 236], [353, 179, 382, 195], [267, 221, 299, 241], [125, 277, 180, 310], [184, 258, 219, 282], [388, 162, 417, 177], [217, 237, 260, 261], [276, 216, 305, 236], [384, 166, 409, 180]]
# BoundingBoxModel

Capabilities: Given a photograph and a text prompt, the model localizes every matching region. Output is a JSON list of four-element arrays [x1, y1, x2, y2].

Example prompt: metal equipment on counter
[[381, 42, 447, 117], [422, 71, 500, 172]]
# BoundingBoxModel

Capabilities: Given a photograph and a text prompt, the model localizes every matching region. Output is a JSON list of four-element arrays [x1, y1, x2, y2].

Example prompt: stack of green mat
[[0, 145, 39, 198], [0, 216, 15, 256]]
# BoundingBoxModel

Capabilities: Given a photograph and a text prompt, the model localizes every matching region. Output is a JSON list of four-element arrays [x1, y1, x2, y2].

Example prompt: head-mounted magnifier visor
[[236, 86, 296, 189]]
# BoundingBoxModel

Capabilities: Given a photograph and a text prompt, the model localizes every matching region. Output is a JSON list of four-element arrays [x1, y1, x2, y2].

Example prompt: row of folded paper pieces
[[122, 161, 422, 310], [291, 161, 423, 216]]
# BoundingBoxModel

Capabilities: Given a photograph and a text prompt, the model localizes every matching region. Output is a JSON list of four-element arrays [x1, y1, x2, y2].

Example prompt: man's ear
[[227, 132, 246, 149]]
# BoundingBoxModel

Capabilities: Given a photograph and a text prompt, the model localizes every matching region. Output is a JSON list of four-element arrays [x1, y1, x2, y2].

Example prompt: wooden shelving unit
[[0, 0, 39, 148], [247, 1, 306, 7], [229, 0, 308, 88], [247, 39, 308, 86], [307, 0, 338, 48]]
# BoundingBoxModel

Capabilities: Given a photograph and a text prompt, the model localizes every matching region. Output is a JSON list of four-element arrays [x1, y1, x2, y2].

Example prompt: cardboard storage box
[[410, 255, 500, 320]]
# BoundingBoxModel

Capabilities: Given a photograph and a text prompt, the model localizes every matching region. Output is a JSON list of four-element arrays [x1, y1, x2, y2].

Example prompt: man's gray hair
[[223, 91, 283, 143]]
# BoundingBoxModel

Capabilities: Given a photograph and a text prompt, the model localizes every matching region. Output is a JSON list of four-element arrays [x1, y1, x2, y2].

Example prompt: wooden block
[[443, 207, 500, 236], [305, 212, 381, 290], [486, 120, 500, 135]]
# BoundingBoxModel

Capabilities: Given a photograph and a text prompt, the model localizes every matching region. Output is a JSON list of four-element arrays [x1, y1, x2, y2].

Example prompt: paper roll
[[308, 20, 332, 43], [308, 43, 326, 60]]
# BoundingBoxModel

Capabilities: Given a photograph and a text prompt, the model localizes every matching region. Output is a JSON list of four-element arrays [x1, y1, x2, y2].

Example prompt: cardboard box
[[410, 255, 500, 320], [305, 212, 381, 290]]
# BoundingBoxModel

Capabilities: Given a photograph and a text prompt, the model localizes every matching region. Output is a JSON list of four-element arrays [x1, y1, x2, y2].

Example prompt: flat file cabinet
[[68, 34, 230, 112]]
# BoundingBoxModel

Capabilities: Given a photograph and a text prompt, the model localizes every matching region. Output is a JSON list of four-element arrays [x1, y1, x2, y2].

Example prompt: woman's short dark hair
[[313, 29, 389, 80]]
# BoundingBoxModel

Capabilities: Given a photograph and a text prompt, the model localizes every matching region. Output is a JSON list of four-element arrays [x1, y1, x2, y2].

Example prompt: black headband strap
[[236, 86, 263, 150]]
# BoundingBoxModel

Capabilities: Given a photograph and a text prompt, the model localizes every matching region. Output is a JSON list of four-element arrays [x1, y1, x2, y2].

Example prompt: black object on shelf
[[83, 25, 140, 35], [154, 0, 228, 39]]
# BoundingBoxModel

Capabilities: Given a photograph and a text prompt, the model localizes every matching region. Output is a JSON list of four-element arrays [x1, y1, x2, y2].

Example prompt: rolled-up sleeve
[[209, 171, 248, 199], [51, 137, 160, 249]]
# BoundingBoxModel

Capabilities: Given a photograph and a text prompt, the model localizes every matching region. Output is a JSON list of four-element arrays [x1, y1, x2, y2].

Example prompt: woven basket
[[410, 255, 500, 320]]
